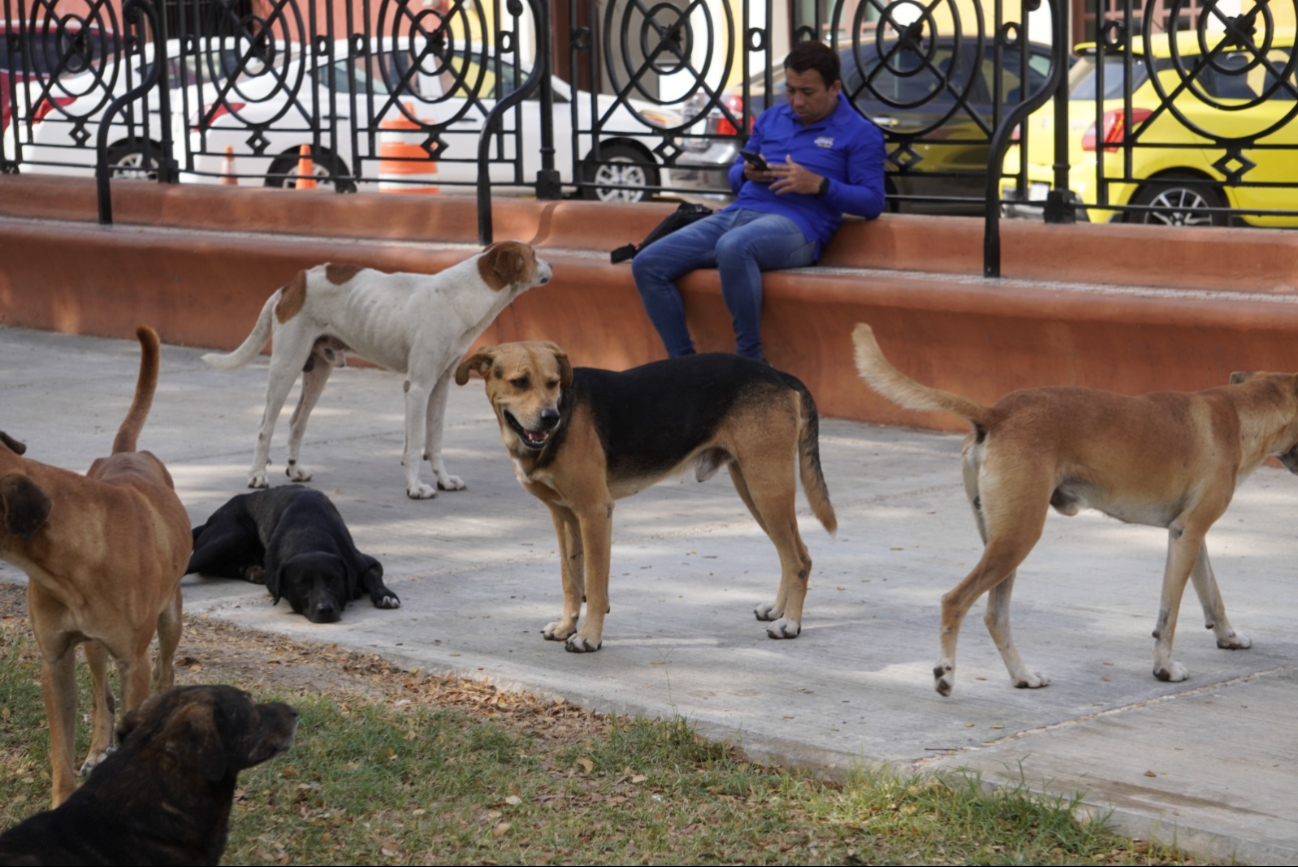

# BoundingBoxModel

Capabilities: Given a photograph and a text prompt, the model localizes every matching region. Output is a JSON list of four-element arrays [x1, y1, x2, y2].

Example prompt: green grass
[[0, 627, 1214, 866]]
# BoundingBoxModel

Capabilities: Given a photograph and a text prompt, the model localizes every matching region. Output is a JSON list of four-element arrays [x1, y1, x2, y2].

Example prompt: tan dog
[[202, 242, 552, 498], [852, 322, 1298, 696], [457, 341, 836, 652], [0, 326, 191, 805]]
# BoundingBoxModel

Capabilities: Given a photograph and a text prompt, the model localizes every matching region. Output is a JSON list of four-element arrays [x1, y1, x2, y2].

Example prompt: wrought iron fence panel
[[639, 0, 1066, 217], [1054, 0, 1298, 229], [6, 0, 1298, 254], [2, 0, 549, 194]]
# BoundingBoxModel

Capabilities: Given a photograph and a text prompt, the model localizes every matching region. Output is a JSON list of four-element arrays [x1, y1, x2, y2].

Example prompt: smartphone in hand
[[739, 149, 769, 172]]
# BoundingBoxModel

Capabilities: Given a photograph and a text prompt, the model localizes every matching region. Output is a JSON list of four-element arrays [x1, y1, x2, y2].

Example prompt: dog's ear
[[543, 341, 573, 387], [0, 432, 27, 455], [0, 474, 51, 542], [479, 242, 528, 291], [1229, 371, 1254, 385], [455, 348, 496, 385], [165, 701, 228, 781]]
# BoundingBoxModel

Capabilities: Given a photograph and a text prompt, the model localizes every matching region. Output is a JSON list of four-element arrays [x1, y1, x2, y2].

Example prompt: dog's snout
[[539, 407, 561, 429], [311, 599, 341, 623]]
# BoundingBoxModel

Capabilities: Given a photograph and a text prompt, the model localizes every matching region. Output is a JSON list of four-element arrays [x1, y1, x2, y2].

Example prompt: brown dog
[[456, 341, 836, 652], [0, 326, 192, 805], [0, 685, 297, 866], [852, 322, 1298, 695]]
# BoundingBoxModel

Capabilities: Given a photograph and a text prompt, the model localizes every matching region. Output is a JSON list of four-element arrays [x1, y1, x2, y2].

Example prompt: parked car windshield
[[371, 48, 522, 99], [1068, 54, 1157, 99], [318, 57, 391, 96], [1, 25, 121, 76], [843, 42, 1050, 106]]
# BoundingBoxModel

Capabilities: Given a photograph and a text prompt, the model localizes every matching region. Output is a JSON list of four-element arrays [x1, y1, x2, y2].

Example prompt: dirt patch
[[0, 581, 608, 742]]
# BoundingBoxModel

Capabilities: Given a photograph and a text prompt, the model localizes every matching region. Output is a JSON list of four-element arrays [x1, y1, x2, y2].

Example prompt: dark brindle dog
[[456, 341, 837, 652], [0, 685, 297, 866], [188, 485, 397, 623]]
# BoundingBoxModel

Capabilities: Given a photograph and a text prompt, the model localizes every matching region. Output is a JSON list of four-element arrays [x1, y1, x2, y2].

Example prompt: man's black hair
[[783, 40, 841, 87]]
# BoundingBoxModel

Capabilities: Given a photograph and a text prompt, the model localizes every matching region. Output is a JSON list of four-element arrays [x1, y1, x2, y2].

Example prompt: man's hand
[[768, 154, 823, 195], [743, 160, 776, 184]]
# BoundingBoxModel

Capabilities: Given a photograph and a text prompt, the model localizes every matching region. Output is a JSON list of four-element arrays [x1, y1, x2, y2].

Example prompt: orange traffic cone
[[378, 103, 439, 193], [219, 146, 237, 186], [295, 144, 317, 190]]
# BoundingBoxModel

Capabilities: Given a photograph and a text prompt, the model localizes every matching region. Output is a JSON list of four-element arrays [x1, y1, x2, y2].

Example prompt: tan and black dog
[[456, 342, 837, 652], [0, 326, 192, 805], [852, 322, 1298, 696]]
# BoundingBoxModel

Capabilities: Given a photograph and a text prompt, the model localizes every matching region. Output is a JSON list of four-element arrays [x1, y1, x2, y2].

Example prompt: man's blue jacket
[[726, 92, 887, 257]]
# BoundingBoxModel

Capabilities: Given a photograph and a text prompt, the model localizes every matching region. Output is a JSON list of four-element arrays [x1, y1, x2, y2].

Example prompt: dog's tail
[[782, 374, 837, 537], [201, 290, 280, 371], [113, 325, 161, 454], [852, 323, 994, 433]]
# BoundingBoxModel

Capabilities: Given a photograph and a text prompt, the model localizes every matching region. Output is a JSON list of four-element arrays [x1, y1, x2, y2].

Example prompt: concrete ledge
[[3, 176, 1298, 431], [6, 175, 1297, 291]]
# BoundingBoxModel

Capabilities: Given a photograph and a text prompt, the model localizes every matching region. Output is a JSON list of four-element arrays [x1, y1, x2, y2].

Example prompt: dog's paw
[[565, 634, 602, 653], [248, 472, 270, 489], [373, 593, 401, 609], [542, 620, 577, 641], [285, 462, 313, 482], [766, 618, 801, 639], [1154, 660, 1189, 682], [437, 474, 466, 492], [1013, 671, 1050, 689], [79, 747, 114, 776], [934, 661, 955, 697], [407, 483, 438, 500], [1217, 629, 1252, 650], [753, 602, 784, 622], [244, 565, 266, 585]]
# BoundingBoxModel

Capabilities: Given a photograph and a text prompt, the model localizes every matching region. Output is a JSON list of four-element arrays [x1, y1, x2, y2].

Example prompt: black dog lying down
[[0, 685, 297, 866], [189, 485, 399, 623]]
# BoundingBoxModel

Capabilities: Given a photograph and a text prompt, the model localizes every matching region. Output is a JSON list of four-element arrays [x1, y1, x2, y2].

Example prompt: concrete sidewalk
[[1, 326, 1295, 862]]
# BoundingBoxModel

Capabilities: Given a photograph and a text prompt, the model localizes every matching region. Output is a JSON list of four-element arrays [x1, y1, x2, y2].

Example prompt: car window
[[372, 49, 526, 100], [11, 28, 120, 77], [1068, 54, 1160, 99], [846, 46, 978, 103], [991, 48, 1053, 103], [1196, 49, 1296, 100], [317, 57, 390, 96]]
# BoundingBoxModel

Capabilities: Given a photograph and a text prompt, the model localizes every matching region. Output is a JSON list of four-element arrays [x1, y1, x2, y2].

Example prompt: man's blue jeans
[[631, 208, 816, 360]]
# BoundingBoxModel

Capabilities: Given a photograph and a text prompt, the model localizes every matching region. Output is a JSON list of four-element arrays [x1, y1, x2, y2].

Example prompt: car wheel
[[581, 143, 657, 204], [1130, 175, 1227, 227], [264, 148, 356, 193], [106, 143, 161, 181]]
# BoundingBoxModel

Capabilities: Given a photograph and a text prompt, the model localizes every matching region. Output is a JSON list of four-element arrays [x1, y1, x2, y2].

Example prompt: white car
[[5, 37, 258, 179], [182, 39, 681, 201]]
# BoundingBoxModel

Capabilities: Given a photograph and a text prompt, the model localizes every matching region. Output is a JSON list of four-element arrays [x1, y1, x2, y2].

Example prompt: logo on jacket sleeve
[[815, 136, 835, 148]]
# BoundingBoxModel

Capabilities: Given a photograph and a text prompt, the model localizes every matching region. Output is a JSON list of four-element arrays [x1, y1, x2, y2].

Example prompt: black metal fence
[[3, 0, 1297, 274]]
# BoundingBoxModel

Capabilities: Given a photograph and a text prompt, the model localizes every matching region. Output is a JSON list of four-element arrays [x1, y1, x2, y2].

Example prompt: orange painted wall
[[3, 176, 1298, 433]]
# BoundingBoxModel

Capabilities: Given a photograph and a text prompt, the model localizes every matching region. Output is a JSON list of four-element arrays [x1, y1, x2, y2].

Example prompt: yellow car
[[1004, 27, 1298, 227]]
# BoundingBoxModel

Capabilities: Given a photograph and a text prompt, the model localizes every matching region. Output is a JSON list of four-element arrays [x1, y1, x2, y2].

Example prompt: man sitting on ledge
[[632, 40, 887, 361]]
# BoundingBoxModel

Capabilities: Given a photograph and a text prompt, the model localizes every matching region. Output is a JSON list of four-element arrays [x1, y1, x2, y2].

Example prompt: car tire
[[106, 142, 161, 181], [580, 143, 657, 204], [264, 148, 356, 193], [1130, 174, 1228, 227]]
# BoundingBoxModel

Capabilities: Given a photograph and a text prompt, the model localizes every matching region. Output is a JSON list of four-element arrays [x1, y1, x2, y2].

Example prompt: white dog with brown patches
[[204, 242, 552, 498]]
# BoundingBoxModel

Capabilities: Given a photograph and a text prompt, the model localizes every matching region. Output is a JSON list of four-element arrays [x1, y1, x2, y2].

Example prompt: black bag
[[610, 202, 714, 264]]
